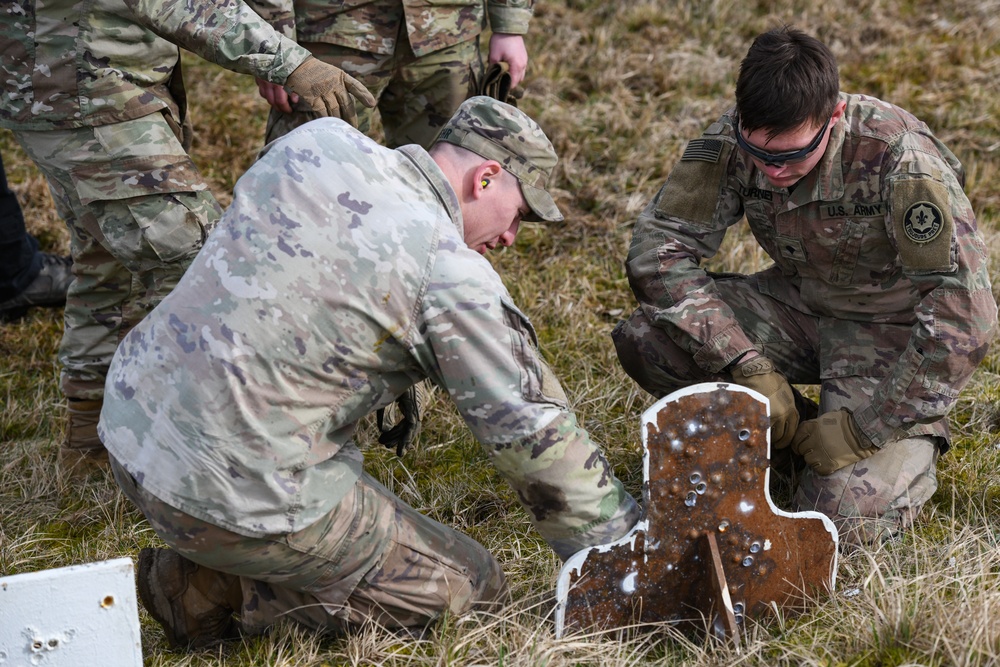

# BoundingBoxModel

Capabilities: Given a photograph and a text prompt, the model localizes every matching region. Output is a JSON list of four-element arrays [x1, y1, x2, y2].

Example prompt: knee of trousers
[[439, 531, 508, 610], [472, 551, 508, 605], [612, 309, 701, 397], [793, 434, 939, 544]]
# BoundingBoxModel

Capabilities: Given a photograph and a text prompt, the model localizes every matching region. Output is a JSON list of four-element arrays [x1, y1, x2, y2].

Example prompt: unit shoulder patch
[[902, 200, 945, 244], [891, 178, 954, 272]]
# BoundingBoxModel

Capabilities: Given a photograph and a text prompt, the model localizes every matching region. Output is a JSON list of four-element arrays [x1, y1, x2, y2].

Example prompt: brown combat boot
[[59, 399, 109, 477], [137, 547, 243, 649]]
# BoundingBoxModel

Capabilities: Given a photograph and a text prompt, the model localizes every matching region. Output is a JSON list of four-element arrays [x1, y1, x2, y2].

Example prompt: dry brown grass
[[2, 0, 1000, 664]]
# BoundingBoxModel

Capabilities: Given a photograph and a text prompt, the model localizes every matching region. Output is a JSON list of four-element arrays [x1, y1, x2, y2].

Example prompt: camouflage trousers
[[110, 456, 507, 634], [265, 34, 479, 149], [613, 272, 941, 545], [12, 112, 221, 400]]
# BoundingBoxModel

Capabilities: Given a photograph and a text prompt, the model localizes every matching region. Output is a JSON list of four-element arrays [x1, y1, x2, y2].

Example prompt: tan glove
[[284, 57, 376, 127], [729, 356, 798, 449], [469, 61, 523, 106], [791, 408, 875, 475]]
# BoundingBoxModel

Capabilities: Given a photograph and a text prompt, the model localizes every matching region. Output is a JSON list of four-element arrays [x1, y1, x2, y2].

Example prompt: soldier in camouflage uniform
[[99, 97, 641, 647], [614, 27, 997, 545], [251, 0, 533, 149], [0, 0, 372, 474]]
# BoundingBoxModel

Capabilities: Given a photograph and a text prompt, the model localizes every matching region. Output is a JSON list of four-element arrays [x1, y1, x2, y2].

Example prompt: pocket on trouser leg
[[90, 191, 212, 272], [89, 191, 214, 322], [69, 148, 220, 273]]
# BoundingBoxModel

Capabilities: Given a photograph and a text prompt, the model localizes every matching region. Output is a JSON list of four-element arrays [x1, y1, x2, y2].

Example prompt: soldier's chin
[[766, 174, 800, 188]]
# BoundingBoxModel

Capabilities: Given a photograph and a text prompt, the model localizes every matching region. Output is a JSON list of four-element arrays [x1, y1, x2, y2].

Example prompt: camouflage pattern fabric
[[613, 279, 940, 544], [13, 113, 220, 399], [622, 93, 997, 450], [100, 118, 639, 573], [618, 92, 997, 539], [111, 456, 507, 632], [249, 0, 533, 149], [0, 0, 311, 131], [1, 0, 318, 399], [264, 36, 477, 148], [245, 0, 533, 57]]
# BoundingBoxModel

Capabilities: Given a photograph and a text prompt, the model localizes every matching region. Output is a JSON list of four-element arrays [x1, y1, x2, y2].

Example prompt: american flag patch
[[681, 138, 723, 162]]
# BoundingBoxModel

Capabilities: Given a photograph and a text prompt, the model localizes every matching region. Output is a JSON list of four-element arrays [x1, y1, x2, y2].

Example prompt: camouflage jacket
[[245, 0, 534, 57], [627, 93, 997, 448], [0, 0, 310, 130], [99, 118, 638, 559]]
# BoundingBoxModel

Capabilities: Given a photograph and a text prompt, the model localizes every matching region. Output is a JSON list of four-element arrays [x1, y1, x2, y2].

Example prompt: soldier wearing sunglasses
[[614, 26, 996, 545]]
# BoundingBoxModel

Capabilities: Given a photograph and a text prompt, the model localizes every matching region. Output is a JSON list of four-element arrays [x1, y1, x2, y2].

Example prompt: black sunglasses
[[735, 117, 830, 167]]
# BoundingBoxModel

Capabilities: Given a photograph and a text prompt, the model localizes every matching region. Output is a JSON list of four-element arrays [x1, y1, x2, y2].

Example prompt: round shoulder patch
[[902, 201, 945, 244]]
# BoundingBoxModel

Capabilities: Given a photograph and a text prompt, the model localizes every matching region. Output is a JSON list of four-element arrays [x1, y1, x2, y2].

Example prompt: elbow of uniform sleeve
[[693, 323, 758, 374], [487, 6, 532, 35], [625, 241, 674, 312]]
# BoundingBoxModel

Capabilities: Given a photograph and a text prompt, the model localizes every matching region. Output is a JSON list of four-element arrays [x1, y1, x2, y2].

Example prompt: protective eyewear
[[735, 117, 830, 167]]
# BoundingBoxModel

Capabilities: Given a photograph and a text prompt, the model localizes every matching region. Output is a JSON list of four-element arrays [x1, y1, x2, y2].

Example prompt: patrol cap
[[436, 96, 564, 223]]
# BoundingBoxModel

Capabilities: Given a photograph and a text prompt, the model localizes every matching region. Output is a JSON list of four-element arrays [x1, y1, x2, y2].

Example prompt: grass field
[[2, 0, 999, 664]]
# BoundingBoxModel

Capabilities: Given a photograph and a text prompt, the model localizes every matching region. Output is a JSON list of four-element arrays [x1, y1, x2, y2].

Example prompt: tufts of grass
[[2, 0, 999, 664]]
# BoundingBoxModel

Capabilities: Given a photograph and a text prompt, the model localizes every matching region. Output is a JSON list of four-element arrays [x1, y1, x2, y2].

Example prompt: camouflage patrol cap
[[436, 96, 564, 222]]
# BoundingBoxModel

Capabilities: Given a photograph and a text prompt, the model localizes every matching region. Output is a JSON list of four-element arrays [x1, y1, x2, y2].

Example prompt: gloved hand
[[283, 57, 376, 127], [729, 355, 798, 449], [376, 385, 420, 457], [470, 61, 523, 107], [791, 408, 875, 475]]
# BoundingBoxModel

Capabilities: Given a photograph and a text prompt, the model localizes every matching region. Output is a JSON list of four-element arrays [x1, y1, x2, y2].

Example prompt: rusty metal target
[[555, 383, 838, 641]]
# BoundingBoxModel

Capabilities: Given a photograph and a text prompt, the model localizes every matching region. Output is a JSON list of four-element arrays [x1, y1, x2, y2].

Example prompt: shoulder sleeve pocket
[[655, 136, 733, 228]]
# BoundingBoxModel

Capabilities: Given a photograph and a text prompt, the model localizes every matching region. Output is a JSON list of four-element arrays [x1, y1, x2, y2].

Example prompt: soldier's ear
[[829, 99, 847, 127], [472, 161, 502, 199]]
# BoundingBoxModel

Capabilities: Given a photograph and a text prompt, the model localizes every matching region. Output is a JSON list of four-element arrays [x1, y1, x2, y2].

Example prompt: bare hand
[[488, 33, 528, 88], [255, 78, 298, 114]]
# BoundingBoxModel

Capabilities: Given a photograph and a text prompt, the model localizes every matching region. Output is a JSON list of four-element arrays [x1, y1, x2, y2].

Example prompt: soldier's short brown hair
[[735, 26, 840, 139]]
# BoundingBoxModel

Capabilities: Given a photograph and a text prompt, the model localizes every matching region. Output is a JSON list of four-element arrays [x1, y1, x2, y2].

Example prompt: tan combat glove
[[284, 57, 376, 128], [729, 356, 798, 449], [791, 408, 875, 475], [469, 61, 523, 107]]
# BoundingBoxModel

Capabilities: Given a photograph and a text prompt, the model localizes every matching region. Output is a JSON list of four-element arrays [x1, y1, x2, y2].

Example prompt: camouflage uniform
[[100, 112, 639, 632], [615, 93, 997, 542], [0, 0, 311, 403], [251, 0, 534, 148]]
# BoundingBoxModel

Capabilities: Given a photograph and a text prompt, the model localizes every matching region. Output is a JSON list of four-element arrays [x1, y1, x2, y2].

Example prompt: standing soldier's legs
[[111, 457, 506, 647], [794, 375, 940, 545], [377, 37, 478, 149], [14, 112, 220, 473], [263, 44, 393, 146], [263, 36, 475, 150]]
